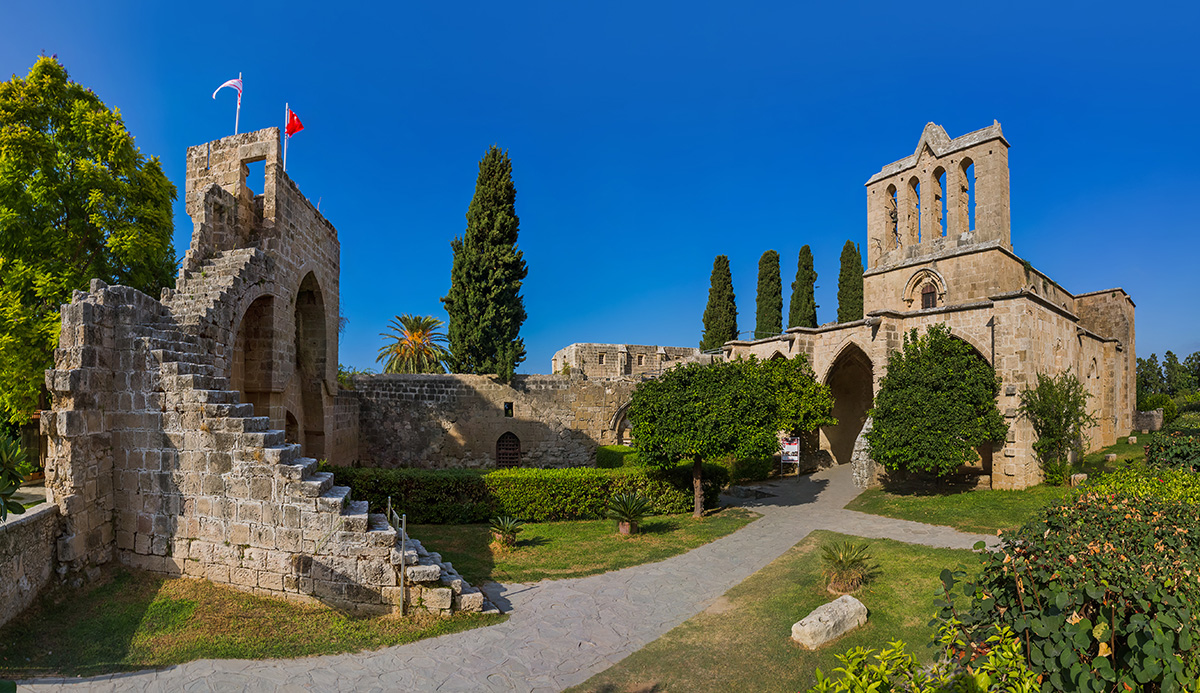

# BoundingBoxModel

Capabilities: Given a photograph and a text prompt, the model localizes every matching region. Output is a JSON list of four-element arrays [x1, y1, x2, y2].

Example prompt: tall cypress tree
[[700, 255, 738, 350], [755, 250, 782, 339], [788, 245, 818, 328], [441, 146, 528, 381], [837, 240, 864, 323]]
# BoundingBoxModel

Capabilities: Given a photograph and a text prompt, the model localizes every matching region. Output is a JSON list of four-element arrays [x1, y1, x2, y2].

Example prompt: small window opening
[[921, 283, 937, 309], [598, 353, 606, 365], [637, 354, 644, 366], [503, 402, 514, 418]]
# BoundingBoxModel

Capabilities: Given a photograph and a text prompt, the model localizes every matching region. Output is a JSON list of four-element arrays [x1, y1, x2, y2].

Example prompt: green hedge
[[1145, 432, 1200, 470], [713, 455, 774, 483], [327, 462, 729, 524]]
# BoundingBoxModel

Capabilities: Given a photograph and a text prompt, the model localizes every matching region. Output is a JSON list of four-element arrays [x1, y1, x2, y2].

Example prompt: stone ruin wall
[[36, 128, 490, 617], [551, 343, 716, 379], [350, 374, 637, 469]]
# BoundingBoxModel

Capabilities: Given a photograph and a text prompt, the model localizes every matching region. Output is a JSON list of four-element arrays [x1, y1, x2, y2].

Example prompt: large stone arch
[[821, 341, 874, 466], [230, 293, 278, 422], [288, 272, 329, 459]]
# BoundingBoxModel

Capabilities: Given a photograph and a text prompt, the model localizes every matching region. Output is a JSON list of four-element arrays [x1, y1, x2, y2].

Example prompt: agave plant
[[376, 314, 452, 374], [607, 493, 652, 535], [489, 515, 524, 548], [821, 541, 873, 593], [0, 434, 27, 521]]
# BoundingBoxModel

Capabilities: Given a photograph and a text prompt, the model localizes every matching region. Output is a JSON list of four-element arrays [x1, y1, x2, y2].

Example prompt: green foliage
[[700, 254, 738, 350], [628, 355, 834, 516], [0, 433, 26, 521], [866, 324, 1008, 478], [836, 240, 863, 323], [606, 492, 652, 526], [1185, 352, 1200, 392], [335, 364, 376, 390], [1089, 465, 1200, 502], [441, 145, 527, 382], [375, 314, 451, 374], [810, 623, 1037, 693], [820, 541, 872, 593], [1137, 353, 1165, 403], [596, 445, 640, 469], [713, 455, 773, 483], [1164, 351, 1195, 397], [789, 244, 818, 329], [754, 249, 782, 339], [941, 492, 1200, 692], [1141, 392, 1179, 425], [1144, 432, 1200, 470], [1017, 370, 1097, 485], [326, 463, 728, 524], [0, 57, 177, 423], [487, 516, 523, 547]]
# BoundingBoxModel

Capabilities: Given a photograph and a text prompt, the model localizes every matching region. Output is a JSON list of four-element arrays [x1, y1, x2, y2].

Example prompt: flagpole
[[283, 102, 289, 172], [234, 72, 241, 135]]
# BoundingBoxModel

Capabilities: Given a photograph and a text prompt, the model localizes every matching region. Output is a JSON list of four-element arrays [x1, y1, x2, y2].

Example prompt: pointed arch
[[821, 341, 874, 467], [903, 268, 948, 308]]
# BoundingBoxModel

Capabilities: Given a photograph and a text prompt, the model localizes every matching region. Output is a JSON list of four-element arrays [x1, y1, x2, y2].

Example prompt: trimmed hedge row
[[1145, 432, 1200, 471], [326, 463, 730, 524]]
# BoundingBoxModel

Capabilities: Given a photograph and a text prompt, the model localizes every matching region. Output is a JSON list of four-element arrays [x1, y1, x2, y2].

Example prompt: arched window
[[932, 167, 946, 238], [496, 432, 521, 468], [907, 176, 921, 244], [921, 283, 937, 309], [958, 158, 975, 234], [885, 184, 899, 250]]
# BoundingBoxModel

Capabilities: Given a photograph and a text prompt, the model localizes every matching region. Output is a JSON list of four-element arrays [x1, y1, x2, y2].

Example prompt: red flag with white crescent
[[286, 109, 304, 137]]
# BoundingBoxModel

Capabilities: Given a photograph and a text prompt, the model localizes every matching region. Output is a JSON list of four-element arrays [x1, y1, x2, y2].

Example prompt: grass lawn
[[845, 483, 1069, 535], [0, 568, 504, 678], [566, 530, 979, 693], [411, 506, 758, 585], [596, 445, 640, 468]]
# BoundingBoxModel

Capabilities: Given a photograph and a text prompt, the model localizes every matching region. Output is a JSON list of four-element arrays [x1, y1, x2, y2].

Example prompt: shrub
[[714, 455, 773, 483], [1144, 432, 1200, 471], [488, 516, 523, 548], [1140, 392, 1179, 425], [0, 433, 27, 521], [606, 493, 652, 534], [820, 541, 873, 593], [1089, 465, 1200, 503], [941, 491, 1200, 691], [596, 445, 640, 469], [1018, 371, 1097, 485], [327, 462, 728, 524]]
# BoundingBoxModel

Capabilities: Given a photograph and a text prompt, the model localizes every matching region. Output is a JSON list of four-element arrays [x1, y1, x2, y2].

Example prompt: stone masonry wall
[[550, 343, 709, 379], [352, 374, 636, 469], [0, 504, 59, 629]]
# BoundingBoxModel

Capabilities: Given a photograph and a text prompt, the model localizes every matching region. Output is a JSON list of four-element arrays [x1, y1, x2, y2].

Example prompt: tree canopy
[[788, 244, 817, 328], [441, 145, 528, 382], [0, 57, 176, 422], [754, 249, 782, 339], [628, 355, 835, 516], [700, 255, 738, 350], [1017, 370, 1096, 485], [866, 324, 1007, 478], [837, 240, 863, 323], [376, 314, 451, 374]]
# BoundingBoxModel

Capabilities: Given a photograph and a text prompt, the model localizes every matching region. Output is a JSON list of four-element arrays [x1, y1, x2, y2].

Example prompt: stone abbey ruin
[[1, 120, 1135, 625]]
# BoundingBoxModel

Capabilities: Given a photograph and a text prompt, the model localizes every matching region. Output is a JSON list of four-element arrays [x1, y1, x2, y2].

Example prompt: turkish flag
[[285, 109, 304, 137]]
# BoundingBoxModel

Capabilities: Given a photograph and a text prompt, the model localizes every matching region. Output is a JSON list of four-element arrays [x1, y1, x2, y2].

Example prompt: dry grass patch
[[0, 567, 504, 678]]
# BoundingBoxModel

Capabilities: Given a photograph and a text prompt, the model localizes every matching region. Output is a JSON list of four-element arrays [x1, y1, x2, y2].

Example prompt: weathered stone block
[[791, 595, 868, 649]]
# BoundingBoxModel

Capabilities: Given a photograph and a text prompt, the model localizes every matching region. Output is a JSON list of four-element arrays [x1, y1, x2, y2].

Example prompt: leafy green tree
[[441, 146, 528, 382], [376, 314, 452, 374], [1185, 351, 1200, 390], [754, 250, 782, 339], [1136, 354, 1164, 404], [700, 255, 738, 350], [1164, 350, 1195, 396], [866, 324, 1008, 478], [0, 57, 176, 423], [629, 355, 834, 517], [788, 244, 818, 328], [837, 240, 863, 323], [1017, 371, 1097, 485]]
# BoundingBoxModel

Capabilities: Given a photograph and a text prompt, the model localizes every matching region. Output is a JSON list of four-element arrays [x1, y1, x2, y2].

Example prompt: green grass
[[596, 445, 640, 468], [567, 530, 979, 693], [411, 506, 758, 585], [845, 484, 1070, 535], [0, 568, 505, 678]]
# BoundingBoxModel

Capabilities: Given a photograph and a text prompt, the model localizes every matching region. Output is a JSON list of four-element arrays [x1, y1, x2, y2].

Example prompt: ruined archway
[[294, 272, 328, 459], [822, 343, 873, 466], [230, 294, 277, 420], [497, 432, 521, 468]]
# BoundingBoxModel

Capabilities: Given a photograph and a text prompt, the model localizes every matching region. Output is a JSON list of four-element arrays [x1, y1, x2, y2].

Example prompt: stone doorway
[[294, 273, 328, 460], [230, 294, 277, 422], [822, 344, 873, 466], [496, 432, 520, 468]]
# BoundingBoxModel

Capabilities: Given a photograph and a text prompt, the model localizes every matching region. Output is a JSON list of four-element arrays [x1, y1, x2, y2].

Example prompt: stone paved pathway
[[18, 464, 998, 692]]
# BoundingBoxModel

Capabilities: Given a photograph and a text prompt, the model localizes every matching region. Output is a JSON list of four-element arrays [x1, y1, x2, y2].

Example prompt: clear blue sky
[[5, 1, 1198, 371]]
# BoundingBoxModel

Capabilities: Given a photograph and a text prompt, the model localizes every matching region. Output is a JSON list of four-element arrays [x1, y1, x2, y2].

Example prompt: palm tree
[[376, 315, 452, 374]]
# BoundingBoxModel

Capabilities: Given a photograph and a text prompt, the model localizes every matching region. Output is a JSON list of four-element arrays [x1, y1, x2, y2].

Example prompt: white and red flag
[[283, 104, 304, 171], [212, 73, 243, 134]]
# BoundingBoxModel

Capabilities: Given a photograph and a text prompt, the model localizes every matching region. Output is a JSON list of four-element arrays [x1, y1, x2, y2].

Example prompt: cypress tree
[[788, 245, 818, 328], [837, 240, 864, 323], [755, 250, 782, 339], [441, 146, 528, 381], [700, 255, 738, 350]]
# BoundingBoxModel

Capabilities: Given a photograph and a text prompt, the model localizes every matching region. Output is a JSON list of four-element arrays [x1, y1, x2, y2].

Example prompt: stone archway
[[230, 294, 276, 420], [822, 343, 874, 466], [497, 432, 521, 468], [293, 273, 328, 460]]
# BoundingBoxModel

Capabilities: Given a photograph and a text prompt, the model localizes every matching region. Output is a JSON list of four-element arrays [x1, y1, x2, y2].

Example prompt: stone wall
[[351, 374, 636, 469], [550, 343, 715, 379], [0, 503, 59, 629]]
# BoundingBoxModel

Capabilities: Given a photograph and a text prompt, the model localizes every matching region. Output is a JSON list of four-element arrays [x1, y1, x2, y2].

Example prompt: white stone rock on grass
[[791, 594, 868, 649]]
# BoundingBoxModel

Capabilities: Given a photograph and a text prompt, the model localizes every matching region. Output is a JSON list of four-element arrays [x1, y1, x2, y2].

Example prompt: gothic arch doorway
[[822, 344, 873, 466], [496, 432, 521, 468], [294, 273, 328, 459], [230, 294, 276, 420]]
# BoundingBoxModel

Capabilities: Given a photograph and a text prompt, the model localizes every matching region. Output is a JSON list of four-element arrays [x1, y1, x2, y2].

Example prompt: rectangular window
[[637, 354, 644, 366], [598, 353, 606, 365], [503, 402, 514, 417]]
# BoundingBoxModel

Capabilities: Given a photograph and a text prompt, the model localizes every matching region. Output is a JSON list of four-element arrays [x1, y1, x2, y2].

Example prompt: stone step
[[341, 500, 370, 533], [317, 485, 352, 514], [185, 389, 240, 405], [240, 429, 284, 447], [298, 471, 334, 497], [276, 456, 316, 480], [202, 402, 255, 418], [210, 416, 270, 433], [160, 361, 218, 378], [263, 444, 301, 465], [168, 373, 228, 391]]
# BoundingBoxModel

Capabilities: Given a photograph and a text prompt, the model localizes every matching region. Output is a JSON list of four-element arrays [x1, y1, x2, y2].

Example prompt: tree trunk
[[693, 455, 703, 519]]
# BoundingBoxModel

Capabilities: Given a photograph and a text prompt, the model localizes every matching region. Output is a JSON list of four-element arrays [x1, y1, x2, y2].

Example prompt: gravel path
[[18, 464, 998, 692]]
